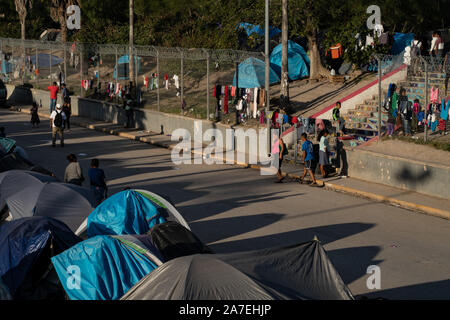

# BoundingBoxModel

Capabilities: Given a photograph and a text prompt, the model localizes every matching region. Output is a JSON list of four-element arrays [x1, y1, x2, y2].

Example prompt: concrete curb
[[14, 108, 450, 220]]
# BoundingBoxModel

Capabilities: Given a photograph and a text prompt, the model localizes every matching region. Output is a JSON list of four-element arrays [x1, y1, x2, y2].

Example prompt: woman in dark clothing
[[30, 102, 40, 128], [62, 101, 71, 131]]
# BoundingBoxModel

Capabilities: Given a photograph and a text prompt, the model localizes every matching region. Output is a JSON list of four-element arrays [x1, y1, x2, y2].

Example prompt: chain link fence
[[372, 53, 449, 142], [0, 38, 265, 120]]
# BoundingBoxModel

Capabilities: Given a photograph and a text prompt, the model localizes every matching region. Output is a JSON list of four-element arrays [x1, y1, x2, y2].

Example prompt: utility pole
[[129, 0, 135, 92], [281, 0, 289, 102], [265, 0, 271, 157]]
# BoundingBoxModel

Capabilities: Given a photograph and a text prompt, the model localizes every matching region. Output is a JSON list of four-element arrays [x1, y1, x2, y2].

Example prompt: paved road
[[1, 109, 450, 299]]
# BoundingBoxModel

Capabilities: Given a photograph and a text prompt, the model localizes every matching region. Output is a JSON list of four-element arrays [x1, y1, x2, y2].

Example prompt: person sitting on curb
[[64, 154, 84, 186]]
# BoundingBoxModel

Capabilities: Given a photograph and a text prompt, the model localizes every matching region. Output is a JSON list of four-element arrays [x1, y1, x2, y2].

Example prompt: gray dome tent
[[0, 170, 96, 232], [121, 240, 354, 300]]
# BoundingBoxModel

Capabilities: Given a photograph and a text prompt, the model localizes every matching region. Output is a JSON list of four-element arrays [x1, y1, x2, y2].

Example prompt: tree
[[14, 0, 32, 40], [281, 0, 289, 100], [50, 0, 79, 42]]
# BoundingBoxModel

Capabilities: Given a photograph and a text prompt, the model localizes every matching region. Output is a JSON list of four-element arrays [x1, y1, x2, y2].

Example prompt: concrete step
[[355, 105, 378, 112]]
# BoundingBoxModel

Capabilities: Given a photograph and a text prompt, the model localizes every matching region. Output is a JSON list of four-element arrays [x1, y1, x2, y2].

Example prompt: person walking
[[62, 100, 71, 131], [299, 133, 318, 186], [123, 94, 134, 128], [50, 104, 66, 147], [318, 129, 330, 179], [30, 101, 40, 128], [332, 101, 345, 136], [272, 134, 288, 183], [89, 158, 107, 206], [61, 83, 70, 104], [64, 154, 84, 186], [47, 82, 59, 113]]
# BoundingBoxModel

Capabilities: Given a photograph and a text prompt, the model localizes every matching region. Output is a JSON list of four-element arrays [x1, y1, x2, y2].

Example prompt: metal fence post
[[424, 60, 429, 142], [206, 50, 210, 120], [378, 57, 382, 143], [135, 50, 138, 100], [115, 47, 118, 81], [180, 49, 184, 106], [97, 50, 100, 91], [155, 47, 160, 111], [294, 122, 298, 163], [35, 45, 39, 88], [50, 46, 52, 86], [64, 43, 67, 84], [80, 47, 83, 97]]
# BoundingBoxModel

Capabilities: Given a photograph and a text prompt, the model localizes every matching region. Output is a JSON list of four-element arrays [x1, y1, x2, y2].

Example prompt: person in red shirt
[[47, 82, 59, 113]]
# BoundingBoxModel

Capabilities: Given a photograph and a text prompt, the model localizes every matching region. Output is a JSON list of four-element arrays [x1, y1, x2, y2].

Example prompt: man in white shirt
[[50, 104, 67, 147]]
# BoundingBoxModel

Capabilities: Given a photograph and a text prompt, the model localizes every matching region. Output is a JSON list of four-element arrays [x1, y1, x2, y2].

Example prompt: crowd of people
[[384, 83, 448, 137]]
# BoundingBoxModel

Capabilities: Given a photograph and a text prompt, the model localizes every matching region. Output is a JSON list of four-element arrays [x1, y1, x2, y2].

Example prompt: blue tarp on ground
[[30, 53, 63, 68], [237, 23, 281, 38], [270, 40, 310, 80], [233, 57, 280, 88], [51, 234, 163, 300], [87, 190, 167, 237], [0, 217, 81, 297], [113, 55, 141, 80], [391, 33, 415, 55]]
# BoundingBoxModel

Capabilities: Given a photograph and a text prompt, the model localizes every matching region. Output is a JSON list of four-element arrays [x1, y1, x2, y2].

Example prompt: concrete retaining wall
[[346, 147, 450, 200]]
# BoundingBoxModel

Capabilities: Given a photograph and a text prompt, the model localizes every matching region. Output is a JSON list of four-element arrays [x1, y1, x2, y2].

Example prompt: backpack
[[410, 41, 421, 57], [54, 111, 63, 128]]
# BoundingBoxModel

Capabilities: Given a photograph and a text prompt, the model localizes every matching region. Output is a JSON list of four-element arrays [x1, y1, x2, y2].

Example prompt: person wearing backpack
[[50, 104, 66, 147], [410, 35, 422, 75]]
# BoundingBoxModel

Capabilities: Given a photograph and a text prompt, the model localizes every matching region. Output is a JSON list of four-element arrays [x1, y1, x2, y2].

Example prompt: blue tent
[[86, 190, 169, 237], [1, 60, 13, 74], [391, 33, 414, 55], [51, 234, 164, 300], [0, 217, 81, 299], [30, 53, 63, 68], [237, 22, 281, 38], [233, 57, 280, 88], [270, 40, 310, 80], [113, 55, 141, 80]]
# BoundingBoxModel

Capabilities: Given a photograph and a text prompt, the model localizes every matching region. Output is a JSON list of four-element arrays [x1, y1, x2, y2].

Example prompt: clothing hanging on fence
[[430, 87, 440, 103], [224, 86, 228, 114], [260, 111, 265, 124], [143, 76, 148, 88], [231, 86, 236, 97], [115, 83, 120, 95], [441, 98, 450, 120]]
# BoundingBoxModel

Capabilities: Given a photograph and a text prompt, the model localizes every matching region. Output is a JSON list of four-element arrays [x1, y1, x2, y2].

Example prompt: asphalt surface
[[1, 109, 450, 299]]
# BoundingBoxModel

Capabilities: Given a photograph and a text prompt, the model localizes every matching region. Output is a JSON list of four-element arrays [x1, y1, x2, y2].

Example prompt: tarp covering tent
[[237, 22, 281, 38], [77, 189, 190, 237], [30, 54, 63, 68], [113, 55, 141, 80], [122, 240, 354, 300], [0, 217, 81, 300], [51, 234, 164, 300], [233, 57, 280, 88], [0, 170, 96, 231], [391, 33, 414, 55], [147, 221, 213, 261], [270, 40, 310, 80]]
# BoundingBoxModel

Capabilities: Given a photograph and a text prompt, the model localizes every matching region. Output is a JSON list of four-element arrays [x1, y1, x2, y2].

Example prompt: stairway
[[342, 97, 388, 134]]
